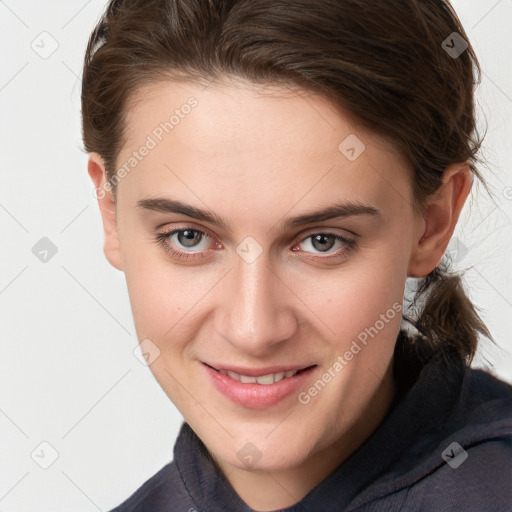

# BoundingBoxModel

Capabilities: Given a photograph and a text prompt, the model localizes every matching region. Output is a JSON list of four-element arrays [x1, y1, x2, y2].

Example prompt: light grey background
[[0, 1, 511, 510]]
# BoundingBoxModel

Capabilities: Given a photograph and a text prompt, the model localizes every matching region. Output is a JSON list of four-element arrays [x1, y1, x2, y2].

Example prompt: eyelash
[[154, 228, 357, 262]]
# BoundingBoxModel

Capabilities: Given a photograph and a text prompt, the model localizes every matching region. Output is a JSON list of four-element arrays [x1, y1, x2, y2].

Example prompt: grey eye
[[310, 234, 336, 252], [174, 230, 205, 249]]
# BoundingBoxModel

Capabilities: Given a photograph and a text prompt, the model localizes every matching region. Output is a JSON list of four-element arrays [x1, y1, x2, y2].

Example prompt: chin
[[211, 429, 315, 473]]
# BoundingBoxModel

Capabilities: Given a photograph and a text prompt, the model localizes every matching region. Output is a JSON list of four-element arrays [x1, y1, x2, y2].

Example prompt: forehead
[[123, 78, 398, 158], [118, 79, 413, 219]]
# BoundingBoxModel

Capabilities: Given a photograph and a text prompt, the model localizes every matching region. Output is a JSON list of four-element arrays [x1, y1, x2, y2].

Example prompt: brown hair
[[81, 0, 491, 372]]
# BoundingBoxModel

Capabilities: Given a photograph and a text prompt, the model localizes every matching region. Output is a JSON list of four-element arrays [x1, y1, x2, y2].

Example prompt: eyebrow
[[137, 198, 381, 230]]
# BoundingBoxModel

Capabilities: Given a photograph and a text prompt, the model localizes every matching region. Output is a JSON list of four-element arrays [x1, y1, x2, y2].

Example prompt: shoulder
[[108, 461, 194, 512], [406, 438, 512, 511], [454, 366, 512, 433], [355, 438, 512, 512], [404, 367, 512, 511], [351, 366, 512, 512], [464, 365, 512, 399]]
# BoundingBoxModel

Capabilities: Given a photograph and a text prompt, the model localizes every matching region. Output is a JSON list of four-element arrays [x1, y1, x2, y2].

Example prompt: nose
[[215, 252, 299, 356]]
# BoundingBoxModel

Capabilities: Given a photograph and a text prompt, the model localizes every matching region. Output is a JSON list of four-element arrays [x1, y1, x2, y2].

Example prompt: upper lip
[[204, 362, 316, 377]]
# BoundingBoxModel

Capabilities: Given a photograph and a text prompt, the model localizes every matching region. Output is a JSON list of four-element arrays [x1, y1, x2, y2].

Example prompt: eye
[[154, 228, 217, 260], [170, 229, 208, 250], [295, 232, 356, 257]]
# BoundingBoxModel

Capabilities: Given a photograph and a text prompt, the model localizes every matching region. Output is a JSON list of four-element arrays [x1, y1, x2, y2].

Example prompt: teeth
[[240, 374, 257, 384], [218, 369, 301, 384], [256, 373, 275, 385], [273, 372, 285, 383]]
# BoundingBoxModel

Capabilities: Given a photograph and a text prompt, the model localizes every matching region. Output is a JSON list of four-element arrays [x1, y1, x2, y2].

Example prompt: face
[[94, 79, 427, 476]]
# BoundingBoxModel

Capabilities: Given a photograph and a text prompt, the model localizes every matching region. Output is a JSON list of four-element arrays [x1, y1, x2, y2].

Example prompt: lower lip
[[204, 363, 317, 409]]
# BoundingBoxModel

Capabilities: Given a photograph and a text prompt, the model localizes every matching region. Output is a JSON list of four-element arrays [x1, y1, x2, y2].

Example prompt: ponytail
[[400, 260, 492, 371]]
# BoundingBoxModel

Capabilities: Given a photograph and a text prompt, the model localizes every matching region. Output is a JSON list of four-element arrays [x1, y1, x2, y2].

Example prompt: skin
[[88, 79, 471, 511]]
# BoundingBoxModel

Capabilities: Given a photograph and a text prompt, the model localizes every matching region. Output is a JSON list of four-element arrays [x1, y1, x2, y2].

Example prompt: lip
[[203, 362, 317, 409]]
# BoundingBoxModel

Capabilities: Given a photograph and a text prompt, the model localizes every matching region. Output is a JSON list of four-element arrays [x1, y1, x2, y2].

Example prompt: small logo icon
[[32, 237, 58, 263], [30, 31, 59, 60], [442, 442, 468, 469], [236, 236, 263, 264], [31, 441, 59, 469], [133, 338, 161, 366], [338, 134, 366, 162], [237, 442, 262, 468], [442, 32, 468, 59]]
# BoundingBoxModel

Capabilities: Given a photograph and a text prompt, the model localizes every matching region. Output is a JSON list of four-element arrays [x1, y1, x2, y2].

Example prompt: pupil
[[312, 234, 334, 252], [179, 230, 201, 247]]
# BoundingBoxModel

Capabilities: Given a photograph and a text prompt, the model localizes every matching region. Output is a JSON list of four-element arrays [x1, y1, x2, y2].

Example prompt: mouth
[[204, 363, 316, 384], [203, 362, 318, 408]]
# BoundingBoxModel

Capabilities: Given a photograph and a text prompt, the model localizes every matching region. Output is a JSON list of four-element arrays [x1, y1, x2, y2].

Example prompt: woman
[[81, 0, 512, 510]]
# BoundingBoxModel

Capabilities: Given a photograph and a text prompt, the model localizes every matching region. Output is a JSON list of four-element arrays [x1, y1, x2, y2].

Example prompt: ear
[[408, 163, 472, 277], [88, 153, 123, 271]]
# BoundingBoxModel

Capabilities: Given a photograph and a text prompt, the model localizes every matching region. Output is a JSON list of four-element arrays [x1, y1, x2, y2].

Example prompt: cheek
[[124, 265, 184, 338], [122, 252, 221, 344], [304, 247, 407, 351]]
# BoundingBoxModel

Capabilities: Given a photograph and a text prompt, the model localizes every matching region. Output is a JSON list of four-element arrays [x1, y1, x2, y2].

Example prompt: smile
[[217, 368, 303, 385], [203, 363, 317, 409]]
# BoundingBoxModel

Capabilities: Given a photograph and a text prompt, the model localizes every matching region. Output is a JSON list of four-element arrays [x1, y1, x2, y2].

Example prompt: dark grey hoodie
[[109, 344, 512, 512]]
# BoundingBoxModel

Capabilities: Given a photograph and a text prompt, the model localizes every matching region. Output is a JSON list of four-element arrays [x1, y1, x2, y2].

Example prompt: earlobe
[[407, 164, 472, 277], [88, 153, 124, 271]]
